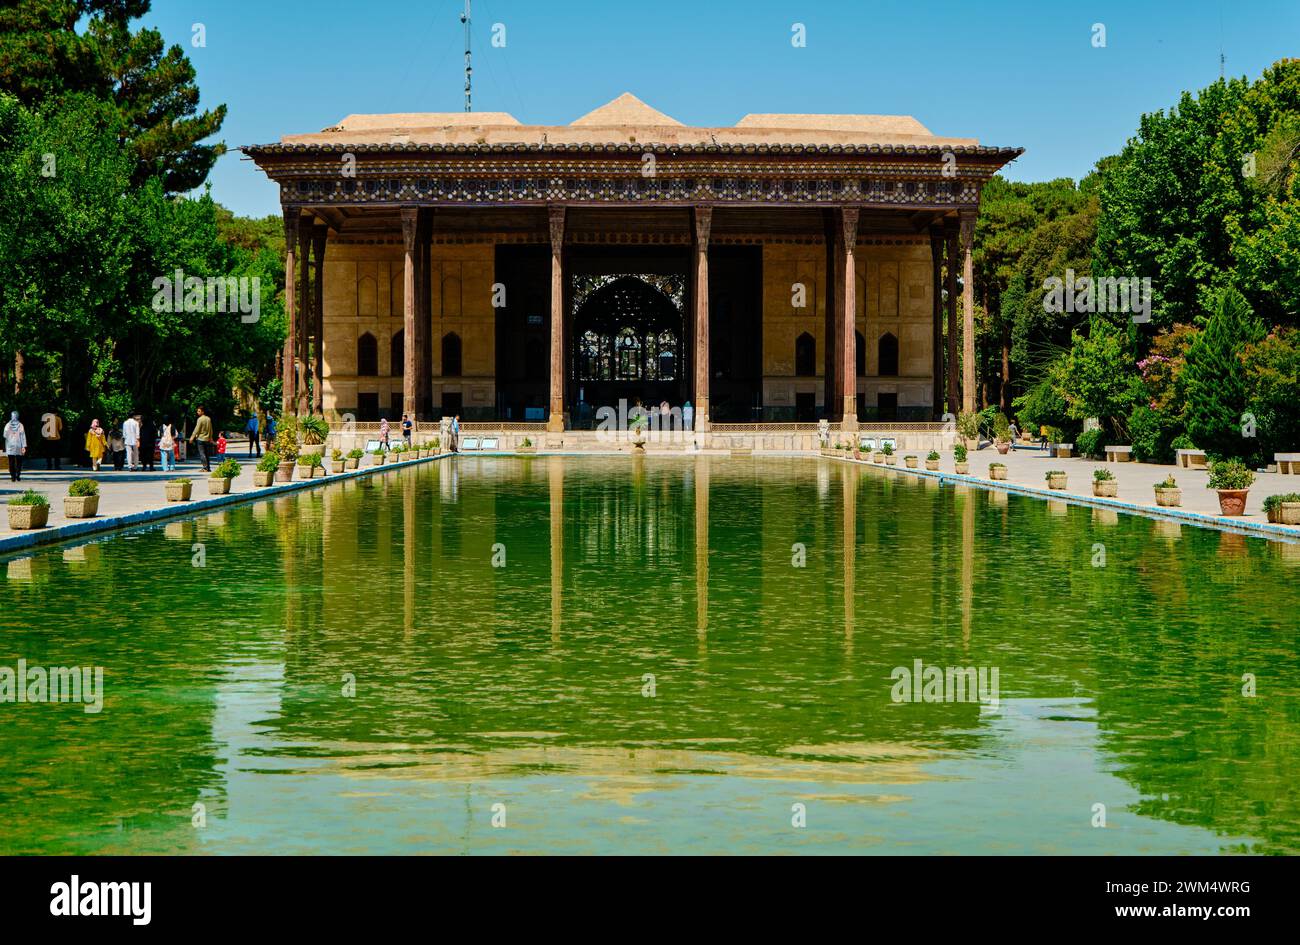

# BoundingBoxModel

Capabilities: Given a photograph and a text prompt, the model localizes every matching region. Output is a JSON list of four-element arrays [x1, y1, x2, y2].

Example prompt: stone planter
[[331, 460, 346, 474], [299, 443, 325, 456], [165, 481, 192, 502], [7, 504, 49, 529], [207, 477, 232, 495], [297, 464, 322, 479], [275, 461, 294, 483], [872, 452, 884, 464], [925, 460, 939, 471], [884, 455, 897, 466], [1048, 474, 1068, 490], [1054, 444, 1074, 459], [1154, 487, 1182, 508], [820, 448, 837, 457], [1281, 502, 1300, 525], [372, 454, 386, 466], [955, 462, 969, 475], [63, 495, 99, 518], [904, 456, 918, 469], [345, 457, 360, 470], [1216, 489, 1249, 516], [517, 446, 537, 454], [253, 470, 275, 488], [989, 466, 1008, 480], [1093, 480, 1118, 498]]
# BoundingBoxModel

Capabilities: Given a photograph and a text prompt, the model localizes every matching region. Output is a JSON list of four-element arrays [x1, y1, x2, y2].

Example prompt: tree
[[1182, 287, 1266, 462]]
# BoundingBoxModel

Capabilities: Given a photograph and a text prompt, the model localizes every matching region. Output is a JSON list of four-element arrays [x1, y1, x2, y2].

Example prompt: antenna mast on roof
[[460, 0, 472, 112]]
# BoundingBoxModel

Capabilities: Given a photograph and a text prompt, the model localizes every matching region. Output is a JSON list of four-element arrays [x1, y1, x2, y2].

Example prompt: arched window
[[442, 332, 462, 377], [878, 332, 899, 376], [572, 276, 680, 383], [390, 330, 404, 377], [855, 331, 866, 377], [795, 332, 816, 377], [357, 332, 378, 376]]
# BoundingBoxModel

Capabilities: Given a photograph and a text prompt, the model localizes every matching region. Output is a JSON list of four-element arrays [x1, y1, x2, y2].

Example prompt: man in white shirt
[[123, 413, 140, 470]]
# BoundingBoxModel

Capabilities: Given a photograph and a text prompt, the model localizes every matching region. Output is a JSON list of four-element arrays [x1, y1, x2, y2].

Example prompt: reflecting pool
[[2, 456, 1298, 854]]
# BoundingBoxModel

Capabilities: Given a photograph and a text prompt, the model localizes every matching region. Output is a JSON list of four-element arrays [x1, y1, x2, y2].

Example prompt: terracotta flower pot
[[165, 481, 192, 502], [253, 470, 275, 487], [1281, 502, 1300, 525], [925, 460, 939, 471], [208, 477, 232, 495], [63, 495, 99, 518], [1093, 481, 1118, 497], [996, 443, 1010, 455], [1154, 488, 1181, 507], [7, 504, 49, 529], [955, 462, 969, 475], [1048, 475, 1068, 490], [275, 461, 294, 482], [1216, 489, 1249, 516]]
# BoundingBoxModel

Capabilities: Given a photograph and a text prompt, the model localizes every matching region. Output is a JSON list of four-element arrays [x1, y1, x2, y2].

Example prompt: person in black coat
[[139, 414, 157, 471]]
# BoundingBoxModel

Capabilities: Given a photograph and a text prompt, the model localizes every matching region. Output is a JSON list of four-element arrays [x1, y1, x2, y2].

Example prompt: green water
[[2, 456, 1298, 855]]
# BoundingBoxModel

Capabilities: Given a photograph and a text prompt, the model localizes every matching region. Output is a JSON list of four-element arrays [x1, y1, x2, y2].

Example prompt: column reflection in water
[[403, 471, 415, 637], [842, 461, 857, 649], [695, 454, 709, 639], [549, 455, 563, 646], [961, 483, 974, 648]]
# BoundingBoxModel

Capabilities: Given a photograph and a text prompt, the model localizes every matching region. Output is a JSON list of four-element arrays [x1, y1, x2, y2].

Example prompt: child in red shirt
[[216, 432, 227, 455]]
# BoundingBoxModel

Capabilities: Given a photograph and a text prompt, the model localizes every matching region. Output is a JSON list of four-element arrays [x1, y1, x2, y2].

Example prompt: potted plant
[[993, 413, 1012, 454], [883, 443, 896, 465], [64, 478, 100, 518], [209, 458, 241, 494], [954, 444, 969, 474], [1045, 470, 1068, 490], [7, 490, 50, 529], [252, 452, 279, 487], [872, 449, 885, 463], [989, 462, 1008, 481], [1092, 467, 1117, 497], [1154, 474, 1181, 508], [904, 454, 918, 469], [518, 437, 537, 454], [630, 415, 647, 451], [1262, 493, 1300, 525], [165, 477, 193, 502], [1206, 458, 1254, 516], [299, 415, 329, 456], [371, 447, 386, 466], [297, 452, 325, 478], [345, 448, 364, 469], [431, 436, 440, 453], [274, 427, 298, 482], [925, 450, 940, 471], [329, 448, 345, 474], [956, 411, 980, 450]]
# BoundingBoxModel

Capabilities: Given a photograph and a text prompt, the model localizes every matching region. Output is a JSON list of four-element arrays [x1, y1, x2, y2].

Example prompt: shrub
[[956, 411, 980, 443], [1206, 458, 1254, 491], [927, 450, 940, 461], [521, 437, 532, 447], [7, 489, 49, 507], [1093, 467, 1115, 482], [213, 458, 242, 479], [1155, 475, 1178, 490], [1262, 493, 1300, 514], [432, 437, 440, 448], [256, 452, 281, 473], [992, 412, 1012, 442], [989, 462, 1006, 470], [1127, 404, 1179, 465], [347, 448, 365, 459], [170, 477, 192, 486], [1075, 428, 1104, 459], [274, 428, 298, 461], [1045, 470, 1066, 480], [953, 444, 968, 463], [300, 415, 329, 445], [67, 478, 99, 497], [331, 448, 343, 461], [1170, 433, 1195, 451], [881, 442, 894, 455], [371, 448, 385, 457], [297, 452, 324, 467], [1184, 287, 1266, 464]]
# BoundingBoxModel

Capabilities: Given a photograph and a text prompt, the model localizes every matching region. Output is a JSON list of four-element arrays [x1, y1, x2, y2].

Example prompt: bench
[[1050, 442, 1074, 458], [1105, 445, 1133, 463], [481, 437, 500, 451], [858, 437, 877, 452], [1177, 448, 1208, 469], [1277, 452, 1300, 475], [461, 437, 480, 451]]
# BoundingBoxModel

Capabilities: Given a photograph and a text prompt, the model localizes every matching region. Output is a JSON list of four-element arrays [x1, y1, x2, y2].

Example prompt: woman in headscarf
[[378, 417, 390, 452], [157, 416, 177, 472], [4, 411, 27, 482], [85, 419, 107, 471]]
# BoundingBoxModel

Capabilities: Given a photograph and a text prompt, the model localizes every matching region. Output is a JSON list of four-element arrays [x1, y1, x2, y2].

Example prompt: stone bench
[[1176, 448, 1208, 469], [1049, 442, 1074, 458], [1278, 453, 1300, 475], [1105, 445, 1133, 462]]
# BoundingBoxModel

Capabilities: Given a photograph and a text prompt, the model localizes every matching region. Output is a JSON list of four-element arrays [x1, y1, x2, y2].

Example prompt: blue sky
[[141, 0, 1300, 218]]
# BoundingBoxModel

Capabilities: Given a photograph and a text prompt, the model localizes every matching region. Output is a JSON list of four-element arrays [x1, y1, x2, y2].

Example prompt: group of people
[[243, 411, 278, 457]]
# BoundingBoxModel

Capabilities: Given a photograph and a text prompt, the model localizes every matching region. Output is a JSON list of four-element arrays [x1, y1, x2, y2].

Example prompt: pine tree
[[1183, 287, 1266, 461]]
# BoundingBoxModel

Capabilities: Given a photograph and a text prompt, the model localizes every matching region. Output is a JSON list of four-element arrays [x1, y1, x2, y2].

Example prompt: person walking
[[189, 406, 214, 472], [4, 411, 27, 481], [1038, 424, 1049, 452], [682, 400, 694, 432], [158, 417, 177, 472], [450, 414, 460, 453], [43, 411, 63, 469], [266, 412, 277, 450], [109, 424, 126, 471], [378, 417, 391, 452], [122, 413, 140, 470], [401, 413, 413, 448], [1008, 420, 1020, 452], [85, 419, 108, 471], [246, 412, 262, 457], [139, 413, 157, 471]]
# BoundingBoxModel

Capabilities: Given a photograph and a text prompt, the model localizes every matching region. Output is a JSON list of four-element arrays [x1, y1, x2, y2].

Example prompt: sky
[[140, 0, 1300, 218]]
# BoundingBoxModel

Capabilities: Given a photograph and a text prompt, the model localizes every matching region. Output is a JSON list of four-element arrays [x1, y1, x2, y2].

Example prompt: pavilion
[[243, 93, 1021, 436]]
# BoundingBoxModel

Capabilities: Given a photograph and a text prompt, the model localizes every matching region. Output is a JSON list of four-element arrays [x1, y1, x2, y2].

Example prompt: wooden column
[[959, 209, 977, 414], [822, 211, 837, 420], [401, 207, 418, 418], [311, 223, 327, 415], [416, 209, 433, 420], [945, 222, 959, 416], [281, 212, 299, 416], [839, 207, 859, 431], [296, 222, 311, 416], [547, 205, 566, 432], [929, 227, 945, 419], [693, 206, 712, 432]]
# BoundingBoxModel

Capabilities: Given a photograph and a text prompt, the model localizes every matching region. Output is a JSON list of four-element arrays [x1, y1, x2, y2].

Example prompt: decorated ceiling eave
[[243, 141, 1023, 158]]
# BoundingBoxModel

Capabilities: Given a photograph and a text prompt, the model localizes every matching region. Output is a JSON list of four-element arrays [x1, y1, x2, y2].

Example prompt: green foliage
[[1127, 404, 1180, 465], [992, 412, 1011, 442], [1183, 287, 1266, 462], [955, 411, 980, 442], [881, 442, 894, 455], [1057, 320, 1143, 436], [1075, 428, 1104, 458], [1012, 371, 1074, 438], [1262, 493, 1300, 513], [1170, 433, 1195, 451], [989, 462, 1006, 469], [256, 452, 280, 473], [7, 489, 48, 506], [1206, 458, 1255, 491], [67, 478, 99, 496], [953, 444, 968, 463], [1093, 467, 1115, 482], [1242, 327, 1300, 456], [1045, 470, 1066, 480], [300, 415, 329, 445], [297, 452, 323, 468], [1156, 475, 1179, 489], [927, 450, 940, 461], [212, 458, 241, 479], [169, 477, 191, 485], [347, 448, 365, 459]]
